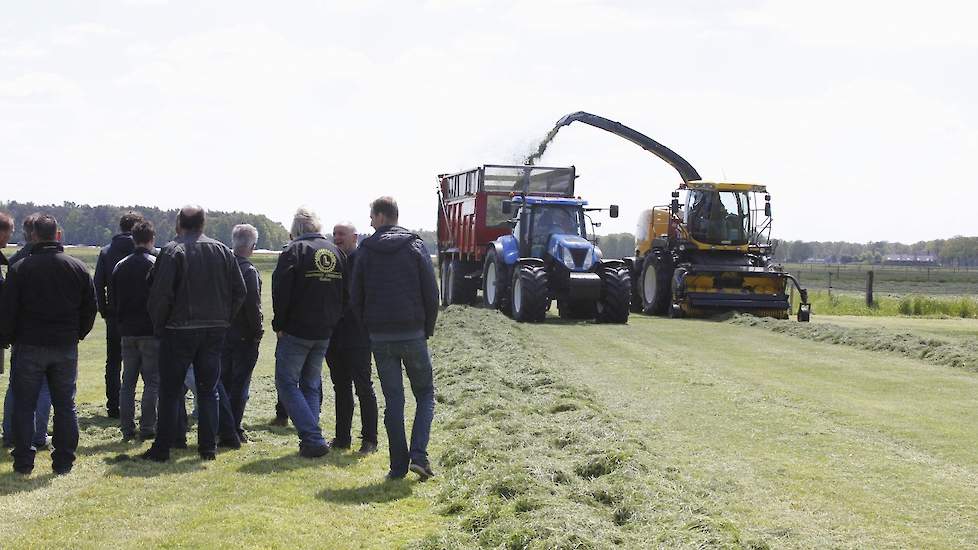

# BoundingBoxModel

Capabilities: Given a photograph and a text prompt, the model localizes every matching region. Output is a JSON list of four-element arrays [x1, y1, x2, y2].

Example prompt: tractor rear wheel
[[511, 264, 548, 322], [640, 254, 672, 315], [482, 251, 510, 314], [596, 265, 631, 323]]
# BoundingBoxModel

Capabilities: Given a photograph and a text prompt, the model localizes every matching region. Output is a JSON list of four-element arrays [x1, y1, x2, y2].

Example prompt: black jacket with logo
[[351, 225, 438, 339], [148, 232, 246, 334], [108, 247, 156, 337], [328, 248, 370, 350], [0, 242, 97, 347], [94, 233, 135, 318], [271, 233, 346, 340], [230, 255, 263, 340]]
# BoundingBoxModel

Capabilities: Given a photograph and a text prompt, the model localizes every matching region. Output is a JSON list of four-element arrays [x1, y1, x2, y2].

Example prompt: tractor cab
[[679, 182, 771, 249], [505, 196, 597, 271]]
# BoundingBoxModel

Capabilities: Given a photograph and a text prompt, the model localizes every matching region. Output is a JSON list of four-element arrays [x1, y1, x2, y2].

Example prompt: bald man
[[324, 222, 377, 454]]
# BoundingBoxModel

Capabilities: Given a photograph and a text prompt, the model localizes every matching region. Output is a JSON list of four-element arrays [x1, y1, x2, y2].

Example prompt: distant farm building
[[883, 254, 939, 266]]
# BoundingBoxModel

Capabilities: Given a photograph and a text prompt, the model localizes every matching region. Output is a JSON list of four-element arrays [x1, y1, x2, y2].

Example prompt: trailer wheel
[[482, 250, 510, 314], [511, 264, 548, 322], [640, 254, 672, 315], [596, 265, 631, 324], [443, 260, 477, 305]]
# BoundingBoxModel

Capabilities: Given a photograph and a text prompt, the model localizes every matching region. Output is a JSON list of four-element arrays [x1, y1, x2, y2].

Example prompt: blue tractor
[[481, 194, 631, 323]]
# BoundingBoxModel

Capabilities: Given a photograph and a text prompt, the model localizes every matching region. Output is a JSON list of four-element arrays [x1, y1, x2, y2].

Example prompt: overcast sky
[[1, 1, 975, 242]]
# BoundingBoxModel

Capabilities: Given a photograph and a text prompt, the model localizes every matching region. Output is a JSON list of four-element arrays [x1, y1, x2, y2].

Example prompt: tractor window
[[686, 190, 749, 245], [530, 206, 584, 244], [485, 196, 511, 227]]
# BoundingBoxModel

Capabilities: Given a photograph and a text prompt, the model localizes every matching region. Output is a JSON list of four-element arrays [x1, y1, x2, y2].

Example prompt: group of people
[[0, 196, 439, 481]]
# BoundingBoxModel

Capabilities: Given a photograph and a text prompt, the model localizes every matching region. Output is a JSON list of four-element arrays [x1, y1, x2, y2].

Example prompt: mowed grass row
[[527, 313, 978, 548]]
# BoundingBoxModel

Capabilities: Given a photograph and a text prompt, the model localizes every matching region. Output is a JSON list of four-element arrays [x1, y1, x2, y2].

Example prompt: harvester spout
[[551, 111, 702, 184]]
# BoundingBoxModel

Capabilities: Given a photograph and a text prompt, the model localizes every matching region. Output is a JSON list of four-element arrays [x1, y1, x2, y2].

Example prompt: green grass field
[[2, 251, 978, 548]]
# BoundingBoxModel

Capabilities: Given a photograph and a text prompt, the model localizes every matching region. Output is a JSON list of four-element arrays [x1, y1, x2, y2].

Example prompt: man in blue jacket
[[94, 212, 143, 418], [351, 196, 438, 481]]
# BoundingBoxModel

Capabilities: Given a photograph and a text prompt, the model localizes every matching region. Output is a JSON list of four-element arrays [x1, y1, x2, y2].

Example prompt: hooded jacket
[[271, 233, 346, 340], [0, 242, 97, 347], [147, 232, 246, 333], [350, 225, 438, 341], [108, 246, 156, 337], [94, 232, 135, 318]]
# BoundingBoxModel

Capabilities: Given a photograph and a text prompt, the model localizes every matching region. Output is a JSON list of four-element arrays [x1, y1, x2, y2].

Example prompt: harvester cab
[[436, 164, 631, 323]]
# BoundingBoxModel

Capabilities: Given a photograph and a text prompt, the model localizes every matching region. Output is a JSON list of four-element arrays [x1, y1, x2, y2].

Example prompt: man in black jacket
[[0, 214, 97, 475], [0, 212, 11, 373], [142, 206, 246, 462], [272, 207, 346, 458], [108, 220, 159, 441], [216, 224, 264, 447], [351, 196, 438, 480], [325, 221, 377, 455], [94, 212, 142, 418], [1, 213, 53, 450]]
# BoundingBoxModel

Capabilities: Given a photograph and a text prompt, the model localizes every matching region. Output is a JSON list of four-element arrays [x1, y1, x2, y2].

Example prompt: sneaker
[[409, 461, 435, 481], [217, 437, 241, 450], [53, 466, 72, 476], [298, 444, 330, 458], [270, 416, 288, 427], [33, 436, 53, 451], [139, 449, 169, 463], [385, 471, 406, 481], [358, 441, 378, 455], [199, 451, 216, 461], [330, 438, 352, 450]]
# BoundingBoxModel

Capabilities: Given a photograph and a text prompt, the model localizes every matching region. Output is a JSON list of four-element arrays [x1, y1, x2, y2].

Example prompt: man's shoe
[[173, 440, 188, 450], [33, 436, 53, 451], [122, 432, 137, 442], [199, 451, 216, 461], [53, 466, 72, 476], [107, 410, 120, 419], [409, 462, 435, 481], [13, 465, 32, 476], [330, 438, 351, 450], [298, 444, 330, 458], [138, 432, 156, 441], [385, 471, 406, 481], [237, 432, 250, 443], [270, 416, 288, 427], [217, 438, 241, 450], [358, 441, 378, 455], [139, 449, 169, 463]]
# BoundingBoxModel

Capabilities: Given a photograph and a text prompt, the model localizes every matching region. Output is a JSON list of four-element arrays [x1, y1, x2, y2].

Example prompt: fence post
[[866, 270, 874, 307], [828, 272, 833, 297]]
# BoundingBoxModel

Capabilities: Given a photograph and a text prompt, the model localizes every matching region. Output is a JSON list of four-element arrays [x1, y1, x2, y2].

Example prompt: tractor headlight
[[561, 247, 576, 269]]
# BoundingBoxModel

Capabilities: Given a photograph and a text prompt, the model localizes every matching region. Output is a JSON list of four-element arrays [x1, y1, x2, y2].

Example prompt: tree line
[[0, 201, 291, 250], [772, 237, 978, 266]]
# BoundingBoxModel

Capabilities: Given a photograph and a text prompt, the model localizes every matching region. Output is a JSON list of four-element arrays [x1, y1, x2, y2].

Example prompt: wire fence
[[784, 263, 978, 298]]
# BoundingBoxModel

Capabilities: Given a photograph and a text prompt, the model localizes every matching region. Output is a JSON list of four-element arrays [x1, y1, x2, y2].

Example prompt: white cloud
[[0, 72, 81, 100]]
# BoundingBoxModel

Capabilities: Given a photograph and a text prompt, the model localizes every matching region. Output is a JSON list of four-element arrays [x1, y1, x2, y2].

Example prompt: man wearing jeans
[[142, 206, 246, 462], [272, 207, 346, 458], [0, 214, 97, 476], [1, 213, 52, 451], [351, 196, 439, 481], [108, 220, 159, 441], [94, 212, 142, 418]]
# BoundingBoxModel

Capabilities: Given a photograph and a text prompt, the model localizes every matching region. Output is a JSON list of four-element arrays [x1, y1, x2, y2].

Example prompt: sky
[[1, 0, 976, 243]]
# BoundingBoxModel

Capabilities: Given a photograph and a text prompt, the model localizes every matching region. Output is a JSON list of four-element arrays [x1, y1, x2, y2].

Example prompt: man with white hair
[[325, 221, 378, 454], [272, 207, 347, 458], [216, 224, 263, 447]]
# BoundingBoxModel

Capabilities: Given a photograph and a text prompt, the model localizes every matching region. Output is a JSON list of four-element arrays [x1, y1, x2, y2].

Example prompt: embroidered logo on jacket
[[306, 249, 342, 281]]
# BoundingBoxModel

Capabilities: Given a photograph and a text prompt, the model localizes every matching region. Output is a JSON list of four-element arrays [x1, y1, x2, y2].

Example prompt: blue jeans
[[3, 346, 52, 448], [10, 344, 78, 473], [372, 338, 435, 476], [151, 328, 225, 457], [274, 333, 329, 448]]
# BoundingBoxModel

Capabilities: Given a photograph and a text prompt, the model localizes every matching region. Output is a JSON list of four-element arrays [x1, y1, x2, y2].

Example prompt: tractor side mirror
[[609, 204, 619, 218], [764, 195, 772, 217], [671, 198, 680, 215], [501, 200, 512, 214]]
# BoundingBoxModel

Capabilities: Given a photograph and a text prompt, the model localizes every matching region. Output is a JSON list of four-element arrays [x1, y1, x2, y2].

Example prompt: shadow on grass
[[0, 470, 54, 495], [102, 452, 206, 477], [78, 439, 139, 455], [318, 478, 414, 505], [237, 449, 360, 475]]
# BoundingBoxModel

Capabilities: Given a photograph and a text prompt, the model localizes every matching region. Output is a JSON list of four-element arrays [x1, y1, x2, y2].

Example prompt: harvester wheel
[[640, 255, 672, 315], [596, 265, 630, 324], [511, 264, 548, 322], [482, 251, 510, 314]]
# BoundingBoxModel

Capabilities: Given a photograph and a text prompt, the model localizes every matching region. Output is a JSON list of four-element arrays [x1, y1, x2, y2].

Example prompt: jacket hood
[[361, 226, 419, 254]]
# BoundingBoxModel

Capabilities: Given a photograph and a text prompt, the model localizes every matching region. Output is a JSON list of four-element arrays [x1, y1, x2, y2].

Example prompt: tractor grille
[[569, 248, 588, 267]]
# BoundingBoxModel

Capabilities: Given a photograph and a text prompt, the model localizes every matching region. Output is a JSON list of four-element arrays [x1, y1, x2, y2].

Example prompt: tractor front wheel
[[596, 265, 631, 323], [511, 264, 548, 322], [482, 251, 510, 314]]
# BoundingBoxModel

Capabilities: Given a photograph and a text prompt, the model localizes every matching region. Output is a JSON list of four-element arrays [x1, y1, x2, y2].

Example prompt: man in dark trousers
[[325, 221, 377, 455], [94, 212, 143, 418], [0, 212, 12, 374], [108, 220, 160, 441], [216, 224, 264, 447], [1, 213, 52, 450], [351, 196, 438, 481], [0, 214, 97, 475], [272, 207, 346, 458], [142, 206, 246, 462]]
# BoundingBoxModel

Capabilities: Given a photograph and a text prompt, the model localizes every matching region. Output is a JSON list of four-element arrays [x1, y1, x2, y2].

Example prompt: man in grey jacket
[[141, 206, 246, 462]]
